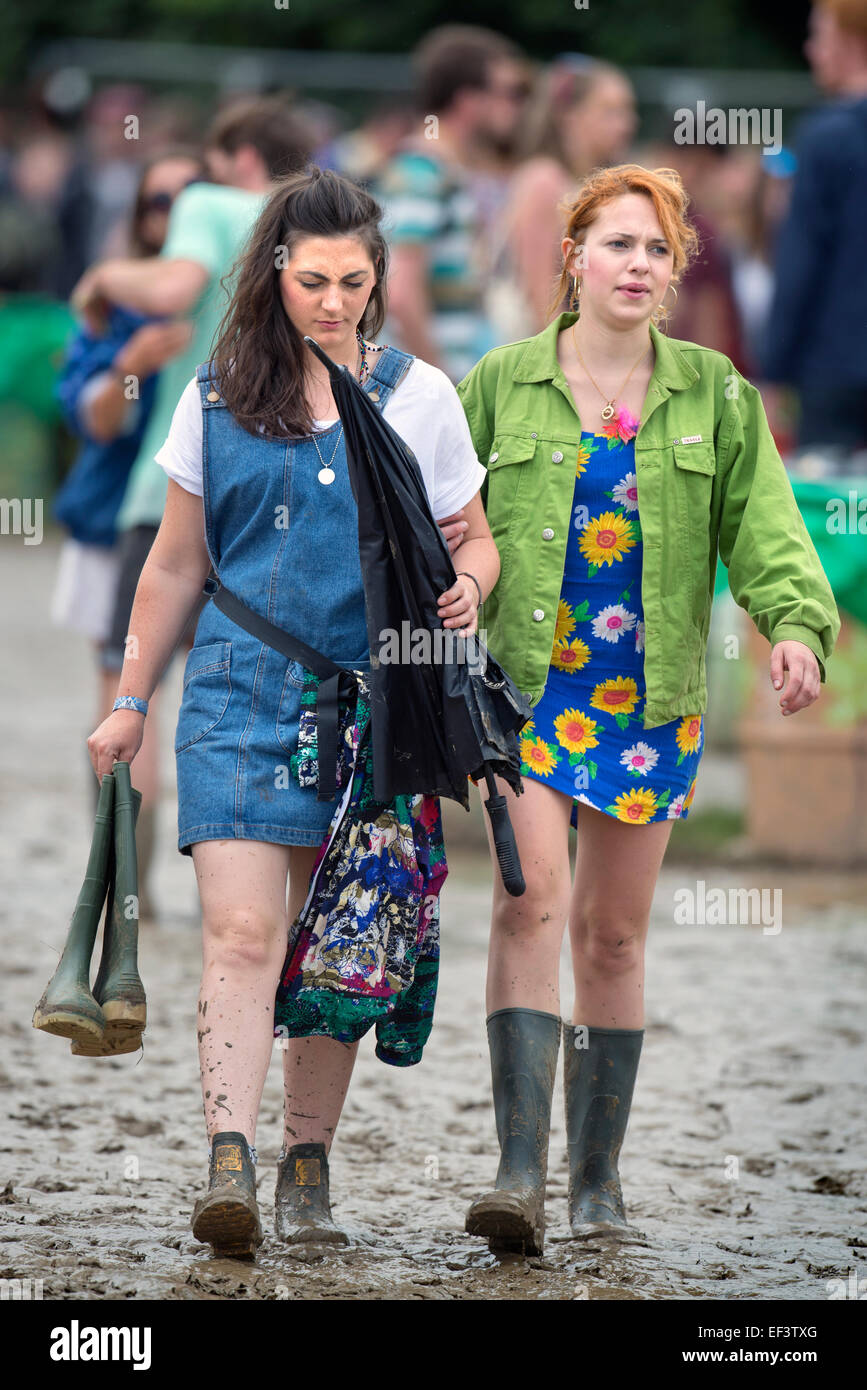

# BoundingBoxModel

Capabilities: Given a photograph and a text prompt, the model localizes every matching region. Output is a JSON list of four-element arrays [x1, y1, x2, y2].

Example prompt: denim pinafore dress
[[173, 345, 413, 856]]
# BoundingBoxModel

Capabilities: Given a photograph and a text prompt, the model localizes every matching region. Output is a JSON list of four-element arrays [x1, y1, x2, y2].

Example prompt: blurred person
[[724, 148, 796, 377], [69, 97, 312, 919], [55, 85, 149, 298], [50, 149, 205, 918], [495, 57, 638, 337], [85, 167, 496, 1255], [646, 143, 745, 368], [763, 0, 867, 449], [0, 198, 75, 503], [454, 164, 839, 1254], [377, 24, 526, 381], [315, 96, 416, 188]]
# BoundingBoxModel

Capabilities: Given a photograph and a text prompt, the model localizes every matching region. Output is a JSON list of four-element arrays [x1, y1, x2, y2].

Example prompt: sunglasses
[[140, 176, 203, 215]]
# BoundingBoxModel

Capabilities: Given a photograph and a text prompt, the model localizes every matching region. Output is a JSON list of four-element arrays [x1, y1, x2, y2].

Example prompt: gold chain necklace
[[571, 323, 650, 423]]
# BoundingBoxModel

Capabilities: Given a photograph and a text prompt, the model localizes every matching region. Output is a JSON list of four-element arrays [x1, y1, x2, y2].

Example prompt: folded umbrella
[[304, 335, 534, 894]]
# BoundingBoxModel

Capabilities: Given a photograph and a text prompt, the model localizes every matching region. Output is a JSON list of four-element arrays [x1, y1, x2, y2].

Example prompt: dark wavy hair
[[210, 165, 389, 439]]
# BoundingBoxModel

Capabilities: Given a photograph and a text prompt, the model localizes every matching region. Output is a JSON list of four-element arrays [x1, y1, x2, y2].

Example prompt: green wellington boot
[[191, 1132, 263, 1259], [563, 1023, 644, 1240], [274, 1142, 349, 1245], [33, 772, 117, 1044], [70, 762, 146, 1056], [465, 1007, 561, 1256]]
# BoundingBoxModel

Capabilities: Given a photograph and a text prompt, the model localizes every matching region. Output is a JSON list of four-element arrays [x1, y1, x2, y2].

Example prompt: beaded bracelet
[[113, 695, 149, 716]]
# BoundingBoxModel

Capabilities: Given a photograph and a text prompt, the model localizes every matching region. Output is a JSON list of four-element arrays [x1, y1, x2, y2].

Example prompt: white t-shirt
[[154, 355, 487, 519]]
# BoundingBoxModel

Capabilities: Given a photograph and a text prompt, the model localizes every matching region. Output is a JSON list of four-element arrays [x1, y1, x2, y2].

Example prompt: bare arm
[[73, 256, 209, 326], [82, 321, 194, 442], [87, 479, 213, 778]]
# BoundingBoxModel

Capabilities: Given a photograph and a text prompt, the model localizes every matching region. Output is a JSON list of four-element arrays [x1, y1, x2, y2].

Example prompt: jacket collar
[[512, 312, 700, 400]]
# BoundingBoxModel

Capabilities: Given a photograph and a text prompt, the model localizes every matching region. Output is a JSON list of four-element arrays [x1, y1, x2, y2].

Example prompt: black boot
[[274, 1141, 348, 1245], [191, 1132, 263, 1259], [563, 1023, 644, 1240], [465, 1007, 561, 1256]]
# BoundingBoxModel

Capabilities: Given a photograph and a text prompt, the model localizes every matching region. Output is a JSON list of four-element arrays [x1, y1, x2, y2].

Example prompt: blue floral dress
[[520, 429, 704, 828]]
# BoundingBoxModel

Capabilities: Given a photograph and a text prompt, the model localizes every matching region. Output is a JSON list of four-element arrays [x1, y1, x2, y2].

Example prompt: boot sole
[[32, 1006, 104, 1044], [70, 1003, 146, 1056], [192, 1194, 263, 1259], [570, 1219, 636, 1243], [101, 1000, 146, 1029], [70, 1027, 144, 1056], [274, 1219, 349, 1246], [466, 1193, 544, 1256]]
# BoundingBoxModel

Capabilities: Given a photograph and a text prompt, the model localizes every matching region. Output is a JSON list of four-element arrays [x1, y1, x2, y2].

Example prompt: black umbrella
[[304, 335, 533, 895]]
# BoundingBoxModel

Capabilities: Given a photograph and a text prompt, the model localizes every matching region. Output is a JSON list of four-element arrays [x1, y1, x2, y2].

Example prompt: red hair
[[547, 164, 700, 321]]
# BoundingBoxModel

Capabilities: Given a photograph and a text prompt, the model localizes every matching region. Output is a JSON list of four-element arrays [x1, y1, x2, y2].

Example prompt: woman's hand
[[436, 507, 469, 555], [770, 640, 821, 715], [71, 265, 111, 335], [437, 575, 478, 636], [87, 711, 146, 782]]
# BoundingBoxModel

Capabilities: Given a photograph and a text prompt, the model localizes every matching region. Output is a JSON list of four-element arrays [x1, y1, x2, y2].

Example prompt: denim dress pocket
[[174, 640, 232, 753], [275, 659, 308, 754]]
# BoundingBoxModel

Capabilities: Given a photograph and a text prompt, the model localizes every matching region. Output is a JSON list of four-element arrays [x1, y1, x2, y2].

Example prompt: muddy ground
[[1, 536, 865, 1301]]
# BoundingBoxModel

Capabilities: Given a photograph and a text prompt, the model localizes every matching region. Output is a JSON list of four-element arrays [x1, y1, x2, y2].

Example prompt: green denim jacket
[[456, 312, 840, 728]]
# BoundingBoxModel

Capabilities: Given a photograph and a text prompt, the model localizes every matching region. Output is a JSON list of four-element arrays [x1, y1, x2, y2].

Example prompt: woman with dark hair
[[85, 166, 499, 1257]]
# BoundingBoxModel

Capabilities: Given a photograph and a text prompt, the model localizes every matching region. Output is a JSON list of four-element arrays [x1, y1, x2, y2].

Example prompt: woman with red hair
[[456, 163, 839, 1255]]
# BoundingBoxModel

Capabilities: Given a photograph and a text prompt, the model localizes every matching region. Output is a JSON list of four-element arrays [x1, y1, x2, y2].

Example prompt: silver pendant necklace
[[311, 334, 367, 484], [312, 424, 343, 485]]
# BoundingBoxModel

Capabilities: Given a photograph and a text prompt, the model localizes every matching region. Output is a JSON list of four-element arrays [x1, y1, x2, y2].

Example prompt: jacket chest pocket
[[484, 434, 537, 573], [670, 440, 717, 600], [175, 641, 232, 753]]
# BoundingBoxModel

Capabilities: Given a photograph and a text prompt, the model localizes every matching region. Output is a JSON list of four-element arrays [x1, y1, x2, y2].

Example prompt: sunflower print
[[578, 510, 637, 572], [518, 429, 704, 827]]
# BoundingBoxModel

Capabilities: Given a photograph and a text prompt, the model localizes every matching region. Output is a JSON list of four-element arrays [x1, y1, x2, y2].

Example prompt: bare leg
[[192, 838, 292, 1147], [465, 773, 573, 1254], [563, 803, 673, 1239], [568, 803, 673, 1028], [481, 773, 574, 1015]]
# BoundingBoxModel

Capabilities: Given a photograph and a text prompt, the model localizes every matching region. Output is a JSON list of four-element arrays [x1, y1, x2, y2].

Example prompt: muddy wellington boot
[[70, 762, 146, 1057], [465, 1008, 561, 1256], [32, 772, 117, 1044], [192, 1132, 263, 1259], [563, 1023, 644, 1240], [274, 1142, 349, 1245]]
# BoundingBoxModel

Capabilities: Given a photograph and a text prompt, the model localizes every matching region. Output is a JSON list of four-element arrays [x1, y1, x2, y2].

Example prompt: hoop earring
[[652, 281, 678, 329]]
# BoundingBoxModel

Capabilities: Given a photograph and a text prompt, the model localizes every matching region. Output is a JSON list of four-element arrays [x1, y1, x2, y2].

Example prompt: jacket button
[[368, 390, 380, 401], [206, 390, 220, 402], [551, 450, 564, 462], [532, 608, 545, 621], [531, 431, 538, 439], [489, 450, 499, 462], [542, 527, 554, 540]]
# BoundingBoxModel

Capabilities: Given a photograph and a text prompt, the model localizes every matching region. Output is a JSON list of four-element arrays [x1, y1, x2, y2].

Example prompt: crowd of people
[[1, 5, 863, 918]]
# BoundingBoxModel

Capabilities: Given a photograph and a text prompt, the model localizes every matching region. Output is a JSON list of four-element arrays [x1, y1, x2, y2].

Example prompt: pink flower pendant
[[601, 405, 640, 443]]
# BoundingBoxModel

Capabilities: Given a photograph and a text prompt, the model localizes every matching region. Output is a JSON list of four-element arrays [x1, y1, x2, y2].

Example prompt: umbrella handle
[[482, 768, 526, 897]]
